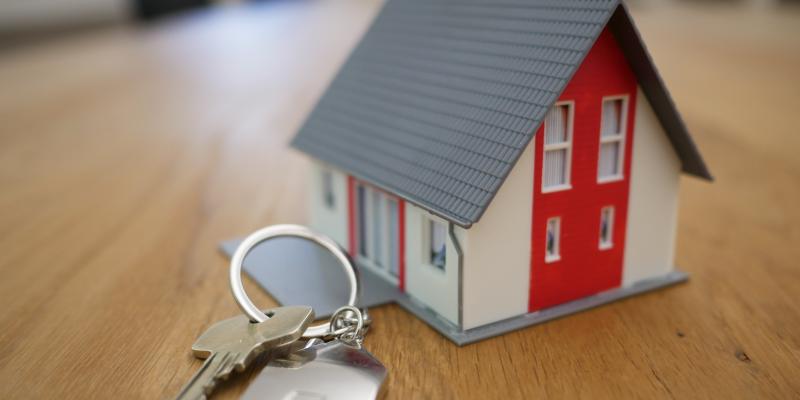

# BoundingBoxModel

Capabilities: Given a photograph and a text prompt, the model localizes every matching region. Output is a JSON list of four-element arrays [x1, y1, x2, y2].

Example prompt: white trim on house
[[597, 95, 629, 183], [542, 101, 575, 193], [461, 140, 533, 330], [622, 87, 680, 285], [405, 206, 462, 325], [309, 162, 348, 247]]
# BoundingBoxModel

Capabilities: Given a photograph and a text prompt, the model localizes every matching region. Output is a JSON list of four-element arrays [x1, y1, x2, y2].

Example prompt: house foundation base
[[221, 238, 688, 346]]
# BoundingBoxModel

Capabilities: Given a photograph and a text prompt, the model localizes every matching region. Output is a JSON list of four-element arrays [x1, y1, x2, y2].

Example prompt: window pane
[[602, 99, 623, 137], [429, 219, 446, 270], [546, 218, 560, 260], [599, 207, 614, 248], [545, 105, 569, 144], [371, 190, 383, 267], [322, 170, 334, 209], [357, 185, 367, 256], [598, 142, 620, 178], [543, 149, 567, 187], [388, 200, 399, 276]]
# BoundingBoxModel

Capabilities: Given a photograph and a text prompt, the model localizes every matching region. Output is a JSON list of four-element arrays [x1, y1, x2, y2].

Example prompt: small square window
[[322, 169, 335, 209], [599, 206, 614, 249], [545, 217, 561, 262], [427, 218, 446, 271]]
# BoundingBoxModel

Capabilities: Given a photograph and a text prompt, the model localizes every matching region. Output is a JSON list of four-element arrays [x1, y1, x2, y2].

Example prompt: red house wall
[[529, 28, 638, 311]]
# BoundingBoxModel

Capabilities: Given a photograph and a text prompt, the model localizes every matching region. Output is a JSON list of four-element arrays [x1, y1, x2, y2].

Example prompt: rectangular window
[[322, 169, 335, 209], [599, 206, 614, 249], [427, 217, 447, 271], [543, 103, 573, 191], [370, 190, 384, 267], [545, 217, 561, 262], [598, 97, 627, 182], [356, 184, 367, 257], [387, 199, 399, 277]]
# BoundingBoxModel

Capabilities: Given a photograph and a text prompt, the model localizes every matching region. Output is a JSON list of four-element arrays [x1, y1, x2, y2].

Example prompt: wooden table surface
[[1, 1, 799, 398]]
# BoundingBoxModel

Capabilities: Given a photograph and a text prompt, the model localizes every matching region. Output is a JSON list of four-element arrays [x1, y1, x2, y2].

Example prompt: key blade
[[176, 306, 315, 400], [175, 352, 234, 400]]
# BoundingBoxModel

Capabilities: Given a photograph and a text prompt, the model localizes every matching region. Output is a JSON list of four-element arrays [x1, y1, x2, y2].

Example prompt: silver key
[[175, 305, 314, 400]]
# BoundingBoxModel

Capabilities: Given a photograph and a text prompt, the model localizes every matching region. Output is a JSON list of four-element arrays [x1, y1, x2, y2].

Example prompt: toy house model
[[291, 0, 711, 339]]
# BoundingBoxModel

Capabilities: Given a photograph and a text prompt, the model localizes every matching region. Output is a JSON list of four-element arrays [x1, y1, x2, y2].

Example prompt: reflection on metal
[[241, 340, 387, 400]]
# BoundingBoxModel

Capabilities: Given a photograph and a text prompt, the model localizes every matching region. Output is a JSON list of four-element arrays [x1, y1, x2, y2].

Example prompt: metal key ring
[[229, 224, 360, 338]]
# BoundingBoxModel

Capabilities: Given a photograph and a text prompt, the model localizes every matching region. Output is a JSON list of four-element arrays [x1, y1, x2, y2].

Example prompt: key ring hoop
[[229, 224, 360, 338]]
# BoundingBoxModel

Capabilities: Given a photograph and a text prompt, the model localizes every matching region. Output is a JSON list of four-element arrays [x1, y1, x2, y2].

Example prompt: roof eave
[[609, 3, 713, 181]]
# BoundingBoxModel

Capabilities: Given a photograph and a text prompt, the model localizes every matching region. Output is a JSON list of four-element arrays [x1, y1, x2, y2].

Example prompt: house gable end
[[607, 5, 712, 180]]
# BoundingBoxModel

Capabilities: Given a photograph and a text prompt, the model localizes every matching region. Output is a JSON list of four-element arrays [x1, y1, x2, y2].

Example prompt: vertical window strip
[[357, 184, 367, 257], [387, 199, 399, 277], [371, 190, 383, 267]]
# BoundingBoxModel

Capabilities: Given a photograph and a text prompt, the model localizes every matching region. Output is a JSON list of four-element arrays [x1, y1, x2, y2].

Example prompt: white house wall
[[308, 162, 348, 248], [623, 87, 681, 285], [404, 205, 462, 326], [461, 143, 534, 330]]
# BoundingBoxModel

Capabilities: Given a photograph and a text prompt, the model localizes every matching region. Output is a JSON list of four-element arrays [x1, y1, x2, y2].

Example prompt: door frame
[[347, 176, 406, 290]]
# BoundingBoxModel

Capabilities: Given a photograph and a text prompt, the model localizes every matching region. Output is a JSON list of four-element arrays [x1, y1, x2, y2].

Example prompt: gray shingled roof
[[291, 0, 711, 227]]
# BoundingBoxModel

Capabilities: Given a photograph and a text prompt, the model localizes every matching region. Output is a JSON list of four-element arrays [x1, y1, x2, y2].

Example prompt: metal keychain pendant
[[227, 225, 387, 399], [241, 307, 387, 400]]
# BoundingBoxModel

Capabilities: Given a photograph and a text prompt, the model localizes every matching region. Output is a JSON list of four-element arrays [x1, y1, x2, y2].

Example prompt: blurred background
[[1, 0, 800, 50]]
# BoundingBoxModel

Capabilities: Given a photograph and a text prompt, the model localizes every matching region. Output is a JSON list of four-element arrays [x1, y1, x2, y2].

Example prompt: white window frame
[[597, 95, 629, 183], [542, 101, 574, 193], [545, 217, 561, 263], [423, 215, 447, 272], [599, 206, 615, 250]]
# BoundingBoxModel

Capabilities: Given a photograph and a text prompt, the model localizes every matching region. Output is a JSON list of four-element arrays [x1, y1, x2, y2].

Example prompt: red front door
[[529, 28, 638, 311]]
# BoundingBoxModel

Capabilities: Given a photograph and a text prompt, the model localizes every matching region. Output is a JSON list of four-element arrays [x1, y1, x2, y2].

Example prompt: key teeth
[[216, 352, 238, 379]]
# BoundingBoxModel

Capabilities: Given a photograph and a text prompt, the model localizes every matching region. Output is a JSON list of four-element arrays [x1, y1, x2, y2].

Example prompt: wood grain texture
[[1, 1, 799, 398]]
